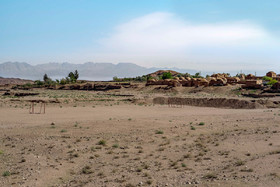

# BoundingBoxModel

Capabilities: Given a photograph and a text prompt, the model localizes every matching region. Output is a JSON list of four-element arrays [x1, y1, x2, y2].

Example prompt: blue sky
[[0, 0, 280, 73]]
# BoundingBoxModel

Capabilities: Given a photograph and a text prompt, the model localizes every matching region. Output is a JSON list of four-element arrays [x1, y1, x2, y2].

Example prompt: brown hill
[[0, 77, 33, 85]]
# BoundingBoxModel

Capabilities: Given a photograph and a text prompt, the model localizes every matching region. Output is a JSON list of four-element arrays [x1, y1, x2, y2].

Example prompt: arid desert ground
[[1, 85, 280, 187]]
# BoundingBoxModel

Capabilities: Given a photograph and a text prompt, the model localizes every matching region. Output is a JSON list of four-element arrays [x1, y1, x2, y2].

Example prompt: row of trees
[[113, 75, 150, 82], [35, 70, 79, 86], [112, 72, 204, 82]]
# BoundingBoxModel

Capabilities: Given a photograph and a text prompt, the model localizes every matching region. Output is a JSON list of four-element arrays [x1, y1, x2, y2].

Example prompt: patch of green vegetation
[[249, 89, 257, 94], [198, 122, 205, 126], [263, 76, 273, 81], [98, 140, 106, 146], [155, 130, 164, 134], [2, 171, 10, 177], [60, 129, 67, 133], [268, 79, 278, 85], [191, 126, 196, 130], [161, 72, 173, 80]]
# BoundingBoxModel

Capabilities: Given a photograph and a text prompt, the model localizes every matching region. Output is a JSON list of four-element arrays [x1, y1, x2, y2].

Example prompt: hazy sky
[[1, 0, 280, 72]]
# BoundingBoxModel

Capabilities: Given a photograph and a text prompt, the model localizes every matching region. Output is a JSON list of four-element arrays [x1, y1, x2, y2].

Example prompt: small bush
[[191, 126, 196, 130], [199, 122, 205, 126], [155, 130, 164, 134], [60, 129, 67, 133], [268, 79, 278, 85], [263, 76, 273, 81], [204, 173, 217, 179], [0, 150, 3, 155], [2, 171, 10, 177], [112, 144, 119, 148], [162, 72, 173, 80], [235, 160, 245, 166], [98, 140, 106, 146]]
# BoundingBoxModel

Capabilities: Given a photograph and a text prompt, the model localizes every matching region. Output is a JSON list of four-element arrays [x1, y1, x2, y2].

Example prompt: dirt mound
[[153, 97, 278, 109]]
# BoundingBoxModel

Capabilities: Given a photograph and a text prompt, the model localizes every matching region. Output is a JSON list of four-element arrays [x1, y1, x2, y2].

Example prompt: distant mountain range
[[0, 62, 197, 81]]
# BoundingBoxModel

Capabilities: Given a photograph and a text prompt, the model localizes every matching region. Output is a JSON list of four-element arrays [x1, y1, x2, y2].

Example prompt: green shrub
[[2, 171, 10, 177], [235, 160, 245, 166], [268, 79, 278, 85], [34, 80, 44, 86], [60, 78, 67, 85], [162, 72, 173, 80], [155, 130, 164, 134], [98, 140, 106, 146], [262, 76, 273, 81], [198, 122, 205, 126]]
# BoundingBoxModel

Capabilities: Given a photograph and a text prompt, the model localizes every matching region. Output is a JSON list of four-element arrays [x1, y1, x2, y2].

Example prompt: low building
[[242, 80, 263, 89], [266, 71, 277, 78], [245, 74, 255, 80]]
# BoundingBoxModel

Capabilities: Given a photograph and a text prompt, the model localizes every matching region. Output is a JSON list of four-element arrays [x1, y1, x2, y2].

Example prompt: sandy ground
[[1, 88, 280, 187]]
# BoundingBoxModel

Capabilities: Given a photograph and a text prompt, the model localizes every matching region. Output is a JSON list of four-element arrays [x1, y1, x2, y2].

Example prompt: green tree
[[262, 76, 273, 81], [74, 70, 79, 80], [193, 72, 203, 78], [43, 73, 53, 85], [268, 79, 278, 85], [184, 73, 192, 78], [68, 72, 76, 83], [35, 80, 44, 86], [162, 72, 172, 80], [43, 74, 50, 82], [60, 78, 67, 85], [113, 76, 120, 82]]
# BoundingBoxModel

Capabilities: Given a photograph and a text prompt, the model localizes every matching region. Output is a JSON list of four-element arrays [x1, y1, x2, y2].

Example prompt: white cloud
[[96, 12, 279, 72]]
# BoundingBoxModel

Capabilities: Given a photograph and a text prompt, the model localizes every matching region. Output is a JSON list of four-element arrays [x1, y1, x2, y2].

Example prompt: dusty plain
[[1, 84, 280, 187]]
